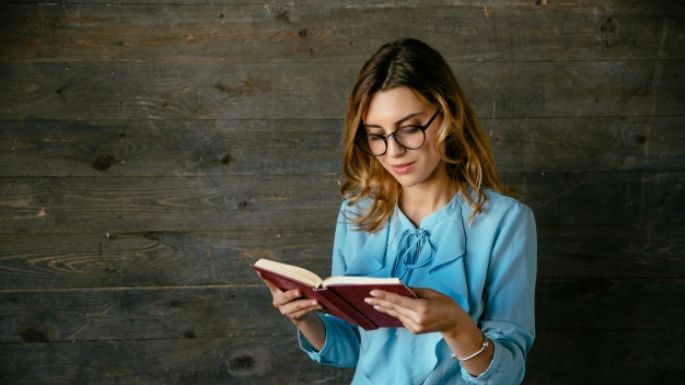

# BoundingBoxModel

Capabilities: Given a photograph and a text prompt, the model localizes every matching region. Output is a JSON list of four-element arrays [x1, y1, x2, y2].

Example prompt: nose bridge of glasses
[[385, 132, 407, 155]]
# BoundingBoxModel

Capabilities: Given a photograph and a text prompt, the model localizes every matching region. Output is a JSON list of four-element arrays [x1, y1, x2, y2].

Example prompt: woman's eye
[[368, 135, 384, 142], [400, 126, 422, 134]]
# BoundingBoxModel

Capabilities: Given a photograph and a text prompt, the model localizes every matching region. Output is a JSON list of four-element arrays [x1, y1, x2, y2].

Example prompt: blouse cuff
[[297, 314, 331, 363]]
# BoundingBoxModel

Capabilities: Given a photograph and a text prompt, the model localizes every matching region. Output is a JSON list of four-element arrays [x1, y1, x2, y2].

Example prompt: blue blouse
[[299, 189, 537, 385]]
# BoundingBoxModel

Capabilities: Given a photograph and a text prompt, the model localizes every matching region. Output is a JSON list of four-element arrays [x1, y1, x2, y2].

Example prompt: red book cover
[[325, 283, 415, 328], [252, 258, 416, 330]]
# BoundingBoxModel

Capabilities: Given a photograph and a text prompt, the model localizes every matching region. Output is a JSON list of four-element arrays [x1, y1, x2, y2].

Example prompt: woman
[[261, 38, 536, 385]]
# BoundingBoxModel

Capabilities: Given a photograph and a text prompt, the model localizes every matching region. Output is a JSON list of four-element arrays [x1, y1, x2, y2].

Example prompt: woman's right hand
[[258, 273, 326, 351], [259, 275, 323, 326]]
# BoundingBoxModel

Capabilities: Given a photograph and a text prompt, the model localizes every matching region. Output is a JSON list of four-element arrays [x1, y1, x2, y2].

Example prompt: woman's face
[[362, 86, 446, 190]]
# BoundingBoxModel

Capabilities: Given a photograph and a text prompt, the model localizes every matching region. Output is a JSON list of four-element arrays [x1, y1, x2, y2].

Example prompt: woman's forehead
[[363, 87, 429, 124]]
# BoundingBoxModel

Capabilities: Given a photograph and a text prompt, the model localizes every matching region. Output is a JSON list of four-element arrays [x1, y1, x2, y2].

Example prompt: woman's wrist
[[441, 318, 494, 375], [295, 312, 326, 351]]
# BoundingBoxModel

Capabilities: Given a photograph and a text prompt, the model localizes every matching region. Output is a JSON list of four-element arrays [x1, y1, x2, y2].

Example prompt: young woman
[[261, 38, 536, 385]]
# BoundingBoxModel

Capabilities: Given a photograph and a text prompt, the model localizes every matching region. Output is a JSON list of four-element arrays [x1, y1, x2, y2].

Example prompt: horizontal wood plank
[[0, 119, 343, 177], [1, 116, 683, 177], [537, 224, 685, 279], [0, 336, 355, 385], [1, 1, 683, 384], [0, 224, 682, 290], [0, 60, 678, 120], [525, 329, 684, 385], [1, 280, 681, 343], [0, 1, 683, 63], [0, 175, 341, 234], [0, 329, 681, 384], [1, 171, 682, 235], [0, 230, 336, 290]]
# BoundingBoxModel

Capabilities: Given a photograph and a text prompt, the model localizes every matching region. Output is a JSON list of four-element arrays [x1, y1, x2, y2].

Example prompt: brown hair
[[340, 38, 515, 232]]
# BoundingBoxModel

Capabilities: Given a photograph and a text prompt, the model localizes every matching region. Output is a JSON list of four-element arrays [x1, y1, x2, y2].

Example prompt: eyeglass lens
[[365, 127, 425, 155], [359, 110, 438, 156]]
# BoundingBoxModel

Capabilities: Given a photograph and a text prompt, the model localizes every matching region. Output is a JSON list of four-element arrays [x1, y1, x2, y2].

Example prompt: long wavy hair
[[340, 38, 515, 232]]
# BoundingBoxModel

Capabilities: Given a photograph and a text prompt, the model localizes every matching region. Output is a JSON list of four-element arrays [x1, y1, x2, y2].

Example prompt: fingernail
[[369, 290, 378, 297], [373, 305, 381, 311], [364, 297, 372, 304], [311, 300, 318, 306]]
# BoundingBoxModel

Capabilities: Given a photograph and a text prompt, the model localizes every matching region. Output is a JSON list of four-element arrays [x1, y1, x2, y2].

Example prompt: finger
[[372, 303, 421, 332], [280, 299, 320, 317], [259, 277, 302, 300], [366, 295, 420, 321], [273, 289, 304, 307], [289, 304, 323, 320], [370, 289, 419, 308]]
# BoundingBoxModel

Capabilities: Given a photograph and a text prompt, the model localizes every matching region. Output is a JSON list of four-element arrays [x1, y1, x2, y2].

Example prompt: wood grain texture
[[1, 171, 681, 235], [1, 116, 683, 177], [525, 330, 685, 385], [0, 331, 681, 385], [0, 224, 683, 290], [537, 224, 685, 279], [1, 1, 683, 63], [1, 280, 682, 343], [0, 231, 336, 290], [0, 336, 355, 385], [1, 0, 683, 384], [0, 119, 343, 177], [0, 60, 675, 120]]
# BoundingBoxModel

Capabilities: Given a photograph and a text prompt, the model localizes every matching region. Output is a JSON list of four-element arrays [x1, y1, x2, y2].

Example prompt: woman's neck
[[399, 174, 455, 228]]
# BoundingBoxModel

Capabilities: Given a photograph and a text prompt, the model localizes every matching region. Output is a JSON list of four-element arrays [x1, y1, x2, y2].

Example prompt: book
[[252, 258, 416, 330]]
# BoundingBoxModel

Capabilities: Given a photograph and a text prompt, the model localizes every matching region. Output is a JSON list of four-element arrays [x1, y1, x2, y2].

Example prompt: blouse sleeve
[[461, 202, 537, 385], [297, 201, 362, 368]]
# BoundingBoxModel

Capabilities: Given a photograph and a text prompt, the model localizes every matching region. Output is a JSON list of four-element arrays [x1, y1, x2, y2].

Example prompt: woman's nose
[[385, 137, 406, 157]]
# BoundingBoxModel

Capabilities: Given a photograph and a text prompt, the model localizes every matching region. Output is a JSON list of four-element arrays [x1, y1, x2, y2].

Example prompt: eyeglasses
[[356, 110, 440, 156]]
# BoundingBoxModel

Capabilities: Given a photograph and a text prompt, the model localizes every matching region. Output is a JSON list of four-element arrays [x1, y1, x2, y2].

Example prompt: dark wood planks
[[0, 230, 336, 290], [1, 330, 680, 385], [1, 1, 683, 63], [537, 224, 685, 279], [0, 119, 344, 177], [1, 116, 683, 177], [0, 60, 677, 119], [525, 329, 685, 385], [0, 223, 683, 291], [1, 0, 683, 384], [1, 331, 682, 385], [1, 280, 682, 343], [1, 171, 682, 235], [0, 336, 355, 385]]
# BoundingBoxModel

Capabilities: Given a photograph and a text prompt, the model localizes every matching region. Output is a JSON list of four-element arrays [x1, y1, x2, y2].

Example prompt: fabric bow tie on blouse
[[392, 229, 435, 283]]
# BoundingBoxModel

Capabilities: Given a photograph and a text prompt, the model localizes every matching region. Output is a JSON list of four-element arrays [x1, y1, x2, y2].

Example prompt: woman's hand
[[364, 287, 468, 334], [259, 275, 322, 326], [367, 287, 493, 375]]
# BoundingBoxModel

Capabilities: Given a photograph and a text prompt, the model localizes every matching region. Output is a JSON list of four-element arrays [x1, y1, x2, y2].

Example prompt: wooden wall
[[1, 1, 683, 384]]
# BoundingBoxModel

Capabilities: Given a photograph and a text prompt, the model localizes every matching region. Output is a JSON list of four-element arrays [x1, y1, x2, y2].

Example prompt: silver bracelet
[[451, 335, 490, 362]]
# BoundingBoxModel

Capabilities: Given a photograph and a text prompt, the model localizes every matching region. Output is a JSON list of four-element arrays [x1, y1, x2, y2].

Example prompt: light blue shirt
[[299, 189, 537, 385]]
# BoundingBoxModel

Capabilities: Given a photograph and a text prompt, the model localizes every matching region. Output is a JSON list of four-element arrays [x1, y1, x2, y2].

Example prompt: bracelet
[[451, 335, 489, 362]]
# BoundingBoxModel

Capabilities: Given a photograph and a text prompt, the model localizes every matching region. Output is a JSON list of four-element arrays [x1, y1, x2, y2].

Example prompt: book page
[[253, 258, 323, 287], [322, 275, 402, 287]]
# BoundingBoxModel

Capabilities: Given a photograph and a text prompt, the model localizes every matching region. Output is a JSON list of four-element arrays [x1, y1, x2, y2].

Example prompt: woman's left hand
[[364, 287, 468, 334]]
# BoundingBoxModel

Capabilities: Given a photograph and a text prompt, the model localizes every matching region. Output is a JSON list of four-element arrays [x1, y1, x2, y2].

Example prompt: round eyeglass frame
[[356, 110, 440, 156]]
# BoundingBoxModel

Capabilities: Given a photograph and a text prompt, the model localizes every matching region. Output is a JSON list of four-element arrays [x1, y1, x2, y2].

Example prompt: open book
[[252, 258, 415, 330]]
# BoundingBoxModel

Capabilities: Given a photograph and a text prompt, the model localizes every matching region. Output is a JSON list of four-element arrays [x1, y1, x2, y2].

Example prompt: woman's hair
[[340, 37, 515, 232]]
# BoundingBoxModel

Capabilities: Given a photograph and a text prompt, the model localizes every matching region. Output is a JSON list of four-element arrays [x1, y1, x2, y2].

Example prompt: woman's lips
[[391, 162, 414, 174]]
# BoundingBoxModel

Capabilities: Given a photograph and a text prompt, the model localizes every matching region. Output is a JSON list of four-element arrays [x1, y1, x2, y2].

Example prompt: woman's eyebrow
[[364, 112, 423, 129]]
